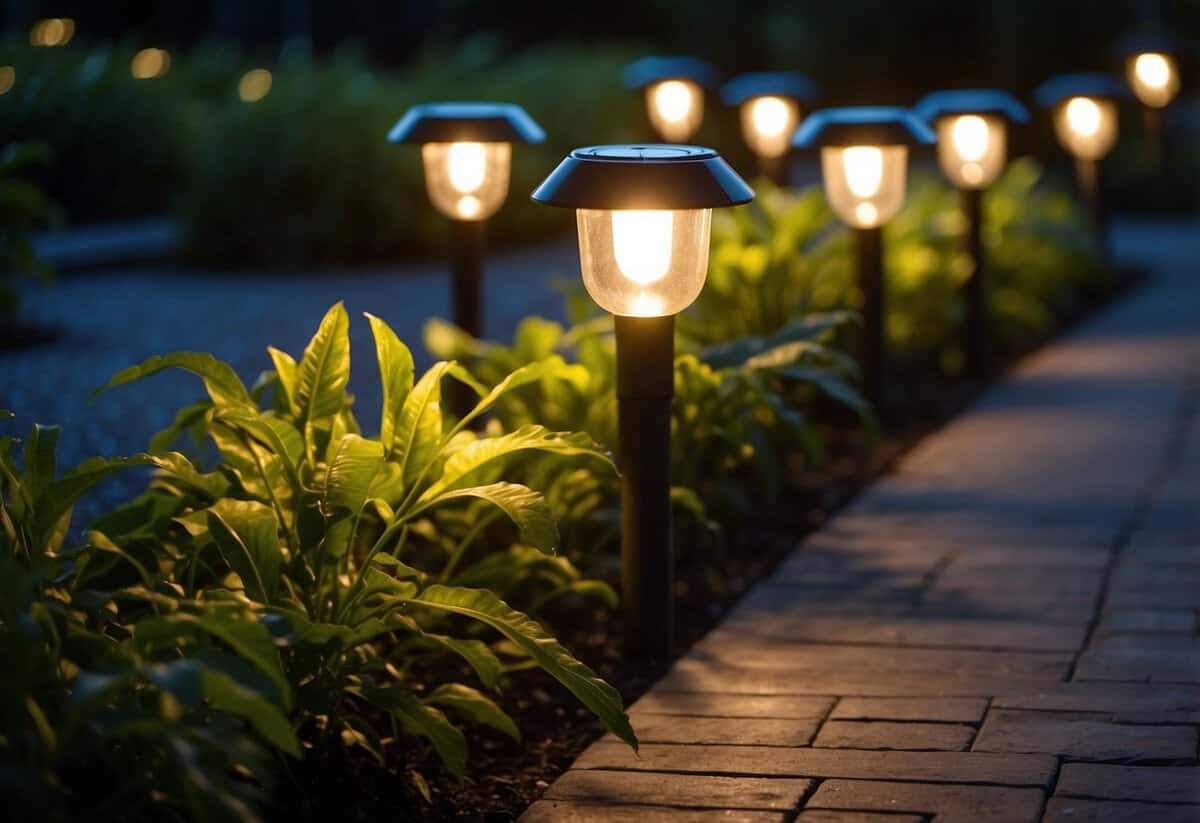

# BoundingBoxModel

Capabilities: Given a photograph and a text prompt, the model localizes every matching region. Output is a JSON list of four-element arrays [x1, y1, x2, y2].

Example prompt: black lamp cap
[[1033, 73, 1130, 108], [721, 71, 820, 106], [623, 56, 720, 90], [792, 106, 935, 149], [1116, 31, 1188, 58], [531, 145, 754, 210], [914, 89, 1030, 125], [388, 102, 545, 144]]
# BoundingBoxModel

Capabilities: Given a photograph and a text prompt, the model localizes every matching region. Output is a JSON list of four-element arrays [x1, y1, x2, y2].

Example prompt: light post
[[915, 90, 1029, 379], [624, 57, 719, 143], [389, 103, 545, 340], [532, 145, 753, 660], [721, 72, 819, 185], [792, 108, 934, 411], [1118, 33, 1184, 170]]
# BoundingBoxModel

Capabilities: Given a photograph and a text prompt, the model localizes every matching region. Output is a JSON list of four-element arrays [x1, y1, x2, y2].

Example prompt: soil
[[271, 267, 1146, 823]]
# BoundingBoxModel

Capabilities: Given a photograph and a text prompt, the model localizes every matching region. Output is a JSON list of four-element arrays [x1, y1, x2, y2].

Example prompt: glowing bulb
[[131, 48, 170, 80], [951, 115, 990, 163], [457, 195, 482, 219], [1135, 53, 1171, 90], [448, 142, 487, 194], [1066, 97, 1101, 137], [612, 210, 674, 286], [855, 203, 879, 225], [751, 96, 791, 137], [654, 81, 693, 124], [844, 146, 884, 198]]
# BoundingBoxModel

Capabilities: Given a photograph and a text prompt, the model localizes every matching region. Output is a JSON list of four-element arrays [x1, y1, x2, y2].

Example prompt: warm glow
[[951, 115, 990, 162], [1066, 97, 1101, 137], [131, 48, 170, 80], [457, 195, 482, 219], [0, 66, 13, 95], [844, 146, 884, 198], [239, 69, 272, 103], [752, 97, 791, 137], [612, 211, 674, 286], [448, 142, 488, 193], [1135, 53, 1171, 89], [654, 81, 694, 123], [1129, 52, 1180, 108], [855, 203, 879, 225], [31, 18, 74, 47]]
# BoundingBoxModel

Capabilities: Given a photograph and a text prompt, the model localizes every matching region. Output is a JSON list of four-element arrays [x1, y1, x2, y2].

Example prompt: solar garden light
[[532, 145, 753, 660], [389, 103, 545, 339], [721, 71, 820, 185], [1118, 32, 1184, 169], [915, 90, 1030, 379], [1034, 74, 1124, 256], [793, 108, 934, 410], [624, 57, 719, 143]]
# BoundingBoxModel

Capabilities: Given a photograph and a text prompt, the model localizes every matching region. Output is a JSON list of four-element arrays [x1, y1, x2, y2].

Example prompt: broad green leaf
[[427, 683, 519, 741], [393, 615, 501, 688], [148, 452, 230, 500], [216, 412, 303, 489], [267, 346, 298, 414], [202, 669, 300, 757], [781, 365, 877, 431], [393, 362, 452, 489], [133, 610, 290, 709], [294, 302, 350, 423], [412, 585, 636, 750], [23, 424, 59, 500], [323, 434, 384, 513], [421, 425, 613, 501], [94, 352, 253, 410], [456, 357, 575, 431], [365, 313, 415, 456], [32, 454, 155, 553], [360, 685, 467, 776], [0, 409, 13, 420], [421, 482, 557, 553], [149, 400, 213, 453], [206, 502, 281, 604]]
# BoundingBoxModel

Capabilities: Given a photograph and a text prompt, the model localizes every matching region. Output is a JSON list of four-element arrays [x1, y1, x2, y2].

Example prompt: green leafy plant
[[0, 413, 297, 822], [426, 304, 867, 565], [94, 303, 635, 786]]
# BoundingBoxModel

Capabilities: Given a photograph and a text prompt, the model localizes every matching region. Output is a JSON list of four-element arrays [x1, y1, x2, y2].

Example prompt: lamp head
[[1034, 74, 1126, 161], [915, 89, 1029, 189], [624, 57, 719, 143], [722, 72, 820, 160]]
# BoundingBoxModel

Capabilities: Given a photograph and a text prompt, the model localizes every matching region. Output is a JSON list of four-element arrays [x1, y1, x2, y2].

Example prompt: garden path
[[523, 218, 1200, 822]]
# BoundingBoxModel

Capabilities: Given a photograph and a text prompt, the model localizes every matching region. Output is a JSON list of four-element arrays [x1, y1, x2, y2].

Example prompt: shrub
[[0, 143, 59, 323], [93, 303, 635, 790]]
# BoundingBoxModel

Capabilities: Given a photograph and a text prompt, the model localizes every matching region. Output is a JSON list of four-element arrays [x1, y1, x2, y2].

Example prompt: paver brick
[[628, 692, 835, 719], [1098, 609, 1196, 633], [972, 709, 1197, 761], [573, 741, 1057, 787], [1057, 764, 1200, 804], [807, 779, 1044, 823], [813, 720, 974, 751], [1043, 798, 1200, 823], [831, 697, 987, 723], [521, 801, 786, 822], [614, 713, 821, 746], [794, 813, 922, 823], [992, 682, 1200, 715], [543, 771, 812, 810]]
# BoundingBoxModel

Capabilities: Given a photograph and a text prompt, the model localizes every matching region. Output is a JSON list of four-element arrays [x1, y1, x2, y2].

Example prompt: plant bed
[[265, 261, 1145, 822]]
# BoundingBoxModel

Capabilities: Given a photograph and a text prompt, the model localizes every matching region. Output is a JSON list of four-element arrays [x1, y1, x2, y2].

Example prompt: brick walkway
[[523, 221, 1200, 822]]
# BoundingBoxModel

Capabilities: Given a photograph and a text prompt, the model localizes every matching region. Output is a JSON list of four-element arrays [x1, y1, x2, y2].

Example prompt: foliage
[[179, 44, 638, 265], [426, 304, 867, 565], [691, 163, 1102, 374], [93, 303, 635, 786], [0, 414, 296, 822], [0, 44, 186, 222], [0, 143, 59, 321]]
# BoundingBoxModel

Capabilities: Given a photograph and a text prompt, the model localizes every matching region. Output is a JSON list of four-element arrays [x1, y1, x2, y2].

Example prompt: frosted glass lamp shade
[[1053, 97, 1118, 161], [1128, 52, 1180, 109], [741, 95, 800, 159], [421, 142, 511, 220], [576, 208, 711, 317], [936, 114, 1007, 189], [647, 79, 704, 142], [820, 145, 908, 229]]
